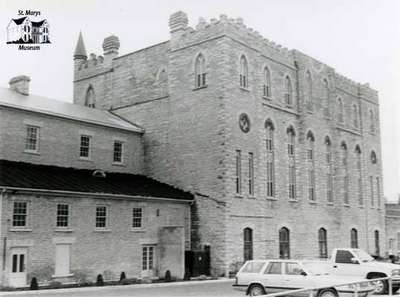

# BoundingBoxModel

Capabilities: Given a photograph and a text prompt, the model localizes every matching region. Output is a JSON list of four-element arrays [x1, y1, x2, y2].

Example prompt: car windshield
[[352, 249, 374, 262], [303, 263, 331, 276]]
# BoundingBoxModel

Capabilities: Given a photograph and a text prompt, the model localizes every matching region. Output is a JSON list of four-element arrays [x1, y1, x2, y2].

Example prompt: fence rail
[[251, 276, 393, 297]]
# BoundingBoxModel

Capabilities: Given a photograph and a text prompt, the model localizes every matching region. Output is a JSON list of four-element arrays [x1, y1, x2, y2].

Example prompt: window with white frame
[[195, 53, 206, 88], [56, 204, 69, 227], [248, 153, 254, 196], [25, 125, 40, 152], [235, 150, 242, 195], [95, 206, 108, 228], [325, 137, 333, 203], [79, 135, 91, 158], [142, 246, 154, 271], [132, 208, 142, 228], [284, 76, 293, 106], [12, 201, 27, 227], [113, 140, 123, 163], [239, 55, 248, 88], [265, 120, 275, 197], [263, 67, 272, 97]]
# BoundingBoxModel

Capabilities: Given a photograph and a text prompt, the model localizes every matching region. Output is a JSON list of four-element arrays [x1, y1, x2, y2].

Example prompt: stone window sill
[[52, 273, 74, 278], [266, 197, 277, 201], [327, 202, 334, 206], [309, 200, 317, 204], [24, 150, 40, 155], [54, 228, 74, 232], [343, 204, 351, 208], [248, 195, 256, 199], [79, 157, 93, 162], [235, 194, 244, 199], [288, 199, 298, 203], [94, 228, 111, 233], [131, 228, 145, 233], [9, 228, 32, 232], [193, 85, 208, 91], [112, 162, 125, 167], [262, 95, 272, 100], [239, 87, 250, 92]]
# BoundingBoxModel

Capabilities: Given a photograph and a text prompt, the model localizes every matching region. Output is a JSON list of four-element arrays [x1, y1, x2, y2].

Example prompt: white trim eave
[[0, 102, 144, 134], [0, 186, 193, 204]]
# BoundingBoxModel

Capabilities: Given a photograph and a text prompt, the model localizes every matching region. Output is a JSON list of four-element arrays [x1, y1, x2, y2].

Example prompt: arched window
[[337, 98, 344, 124], [85, 87, 96, 108], [355, 145, 363, 206], [341, 142, 349, 204], [325, 136, 333, 203], [307, 131, 316, 201], [287, 126, 296, 199], [305, 71, 313, 110], [371, 151, 377, 164], [279, 227, 290, 259], [243, 228, 253, 261], [323, 79, 330, 116], [157, 68, 168, 83], [239, 55, 248, 88], [265, 120, 275, 197], [263, 67, 272, 97], [352, 104, 359, 128], [375, 230, 380, 256], [195, 54, 206, 88], [318, 228, 328, 258], [350, 228, 358, 248], [369, 110, 375, 133], [284, 76, 293, 106]]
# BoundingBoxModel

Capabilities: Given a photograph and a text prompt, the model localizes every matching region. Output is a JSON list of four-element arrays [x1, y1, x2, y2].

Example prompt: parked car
[[233, 259, 375, 297], [329, 248, 400, 294]]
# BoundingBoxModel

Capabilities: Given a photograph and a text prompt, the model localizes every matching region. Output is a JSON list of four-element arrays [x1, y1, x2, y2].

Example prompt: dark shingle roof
[[12, 17, 27, 25], [0, 160, 193, 201], [31, 20, 45, 27]]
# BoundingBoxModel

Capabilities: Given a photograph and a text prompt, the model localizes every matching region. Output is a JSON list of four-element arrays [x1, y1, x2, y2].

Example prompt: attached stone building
[[72, 11, 385, 276], [0, 77, 193, 287]]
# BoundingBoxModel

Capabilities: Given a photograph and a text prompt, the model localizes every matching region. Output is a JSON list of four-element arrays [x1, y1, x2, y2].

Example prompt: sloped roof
[[0, 160, 193, 201], [0, 87, 143, 133], [12, 17, 27, 25], [31, 20, 45, 27]]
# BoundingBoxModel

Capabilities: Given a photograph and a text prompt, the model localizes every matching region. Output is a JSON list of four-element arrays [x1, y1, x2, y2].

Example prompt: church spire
[[74, 31, 87, 60]]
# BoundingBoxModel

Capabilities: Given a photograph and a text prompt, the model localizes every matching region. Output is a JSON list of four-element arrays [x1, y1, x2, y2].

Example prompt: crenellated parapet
[[334, 72, 378, 103], [169, 12, 294, 66]]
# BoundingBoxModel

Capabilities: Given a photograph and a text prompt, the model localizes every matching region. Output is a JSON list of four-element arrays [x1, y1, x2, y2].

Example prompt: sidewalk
[[0, 278, 233, 296]]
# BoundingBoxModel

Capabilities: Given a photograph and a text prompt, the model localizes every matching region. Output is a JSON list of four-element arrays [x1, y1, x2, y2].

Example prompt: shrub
[[30, 277, 38, 290], [119, 271, 126, 282], [96, 274, 104, 286], [48, 281, 62, 289], [165, 270, 172, 282]]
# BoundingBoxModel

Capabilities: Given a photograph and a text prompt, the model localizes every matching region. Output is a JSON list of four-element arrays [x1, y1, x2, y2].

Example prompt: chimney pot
[[9, 75, 30, 95]]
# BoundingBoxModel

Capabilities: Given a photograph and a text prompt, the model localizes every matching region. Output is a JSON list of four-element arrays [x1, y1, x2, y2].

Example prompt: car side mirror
[[351, 257, 359, 264], [301, 271, 307, 276]]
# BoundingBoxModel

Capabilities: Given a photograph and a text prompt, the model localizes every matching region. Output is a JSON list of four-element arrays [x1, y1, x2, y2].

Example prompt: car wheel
[[317, 289, 338, 297], [249, 284, 265, 296], [372, 279, 388, 295]]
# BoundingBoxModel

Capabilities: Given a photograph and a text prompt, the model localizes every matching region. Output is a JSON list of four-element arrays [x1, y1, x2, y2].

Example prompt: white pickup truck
[[330, 248, 400, 294]]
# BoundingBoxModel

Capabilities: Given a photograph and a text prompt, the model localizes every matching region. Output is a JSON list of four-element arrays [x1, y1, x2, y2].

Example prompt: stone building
[[72, 11, 385, 276], [385, 200, 400, 257], [0, 76, 192, 287]]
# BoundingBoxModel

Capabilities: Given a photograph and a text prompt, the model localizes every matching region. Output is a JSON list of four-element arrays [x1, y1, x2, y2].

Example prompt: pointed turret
[[74, 31, 87, 60]]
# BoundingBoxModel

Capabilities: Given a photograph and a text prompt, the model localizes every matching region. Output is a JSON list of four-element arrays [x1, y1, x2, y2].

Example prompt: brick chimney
[[9, 75, 30, 95]]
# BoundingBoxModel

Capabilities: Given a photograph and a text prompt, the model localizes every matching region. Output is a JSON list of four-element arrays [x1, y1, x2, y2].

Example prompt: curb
[[0, 278, 233, 295]]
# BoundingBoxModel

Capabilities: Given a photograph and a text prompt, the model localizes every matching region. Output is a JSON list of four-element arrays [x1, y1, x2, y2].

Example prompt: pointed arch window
[[375, 230, 380, 256], [263, 67, 272, 98], [318, 228, 328, 258], [350, 228, 358, 248], [325, 137, 333, 203], [371, 151, 377, 164], [352, 104, 359, 128], [307, 131, 316, 201], [323, 79, 330, 116], [287, 127, 296, 199], [341, 142, 349, 205], [239, 55, 248, 88], [369, 110, 375, 133], [243, 228, 253, 261], [337, 98, 344, 124], [356, 146, 363, 206], [284, 76, 293, 106], [157, 68, 168, 83], [195, 54, 206, 88], [305, 71, 313, 111], [279, 227, 290, 259], [265, 120, 275, 197], [85, 87, 96, 108]]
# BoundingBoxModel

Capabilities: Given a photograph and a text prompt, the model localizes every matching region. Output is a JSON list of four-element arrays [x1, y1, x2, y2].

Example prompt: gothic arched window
[[318, 228, 328, 258], [279, 227, 290, 259], [239, 55, 248, 88], [195, 54, 206, 88], [263, 67, 272, 97], [243, 227, 253, 261], [351, 228, 358, 248], [306, 71, 313, 110], [85, 87, 96, 108], [284, 76, 293, 106]]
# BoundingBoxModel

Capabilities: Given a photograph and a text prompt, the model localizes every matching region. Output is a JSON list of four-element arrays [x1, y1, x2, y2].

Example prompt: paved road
[[0, 279, 243, 297]]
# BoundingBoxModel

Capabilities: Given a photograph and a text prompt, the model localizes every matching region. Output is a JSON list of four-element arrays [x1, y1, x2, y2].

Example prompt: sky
[[0, 0, 399, 201]]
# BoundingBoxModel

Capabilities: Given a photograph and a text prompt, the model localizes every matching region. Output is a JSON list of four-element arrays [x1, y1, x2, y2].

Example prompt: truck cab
[[331, 248, 400, 294]]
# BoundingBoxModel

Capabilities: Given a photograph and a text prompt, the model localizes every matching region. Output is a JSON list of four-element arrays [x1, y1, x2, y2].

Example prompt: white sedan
[[233, 259, 375, 297]]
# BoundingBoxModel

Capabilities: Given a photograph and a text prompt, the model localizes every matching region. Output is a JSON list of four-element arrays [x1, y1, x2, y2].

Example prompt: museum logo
[[6, 10, 50, 50]]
